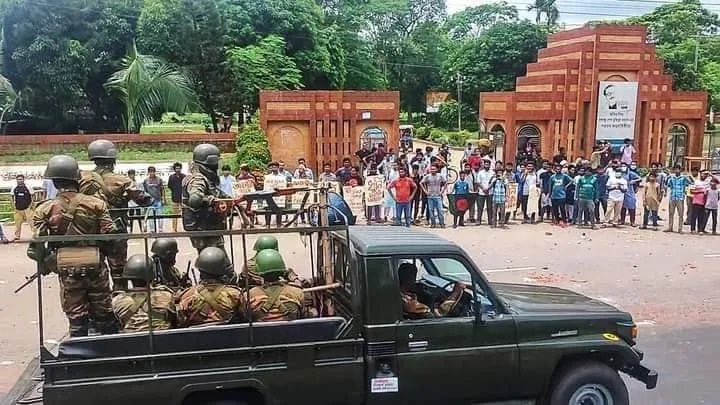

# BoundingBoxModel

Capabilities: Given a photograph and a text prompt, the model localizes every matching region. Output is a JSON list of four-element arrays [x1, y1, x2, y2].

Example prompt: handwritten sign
[[291, 179, 314, 208], [365, 175, 385, 207], [233, 179, 258, 210], [264, 175, 288, 207], [342, 186, 365, 216], [506, 182, 518, 211]]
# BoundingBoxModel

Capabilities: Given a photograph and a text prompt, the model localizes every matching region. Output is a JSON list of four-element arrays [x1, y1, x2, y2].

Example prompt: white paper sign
[[595, 81, 638, 141], [364, 175, 385, 207], [342, 185, 365, 216], [371, 377, 399, 393], [264, 175, 288, 207]]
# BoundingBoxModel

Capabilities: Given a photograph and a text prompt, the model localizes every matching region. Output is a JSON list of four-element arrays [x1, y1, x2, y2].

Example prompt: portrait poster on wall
[[595, 81, 639, 141]]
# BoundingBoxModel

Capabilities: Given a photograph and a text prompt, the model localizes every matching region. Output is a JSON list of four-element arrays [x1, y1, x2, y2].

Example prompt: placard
[[342, 185, 365, 216], [364, 175, 385, 207], [505, 182, 518, 212], [233, 179, 256, 198], [371, 377, 399, 393], [291, 179, 314, 208], [264, 175, 288, 207], [595, 81, 638, 141]]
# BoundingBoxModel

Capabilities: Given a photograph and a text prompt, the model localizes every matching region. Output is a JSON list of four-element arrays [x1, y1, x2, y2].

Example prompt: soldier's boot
[[68, 317, 90, 338], [94, 315, 119, 335]]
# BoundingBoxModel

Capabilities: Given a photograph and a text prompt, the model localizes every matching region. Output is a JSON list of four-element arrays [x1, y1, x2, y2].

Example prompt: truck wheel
[[549, 361, 629, 405]]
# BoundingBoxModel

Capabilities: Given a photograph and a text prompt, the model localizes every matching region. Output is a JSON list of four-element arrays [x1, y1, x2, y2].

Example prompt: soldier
[[150, 238, 191, 290], [80, 139, 152, 290], [246, 250, 305, 322], [182, 144, 231, 256], [176, 247, 244, 327], [239, 235, 279, 287], [399, 262, 465, 319], [112, 254, 177, 333], [28, 155, 119, 337]]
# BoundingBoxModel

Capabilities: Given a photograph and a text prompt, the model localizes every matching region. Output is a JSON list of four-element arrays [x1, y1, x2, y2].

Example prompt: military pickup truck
[[13, 226, 657, 405]]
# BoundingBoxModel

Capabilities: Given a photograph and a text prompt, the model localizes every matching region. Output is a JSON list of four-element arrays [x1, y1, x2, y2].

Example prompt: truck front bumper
[[622, 362, 658, 389]]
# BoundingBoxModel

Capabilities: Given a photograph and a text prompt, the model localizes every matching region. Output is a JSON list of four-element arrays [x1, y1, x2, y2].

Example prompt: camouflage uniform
[[247, 282, 305, 322], [80, 166, 151, 285], [181, 165, 230, 253], [401, 289, 461, 320], [176, 281, 245, 327], [112, 286, 177, 332], [156, 261, 191, 291], [32, 191, 119, 336]]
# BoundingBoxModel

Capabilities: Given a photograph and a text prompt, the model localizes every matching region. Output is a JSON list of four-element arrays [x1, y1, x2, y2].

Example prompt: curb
[[0, 357, 39, 405]]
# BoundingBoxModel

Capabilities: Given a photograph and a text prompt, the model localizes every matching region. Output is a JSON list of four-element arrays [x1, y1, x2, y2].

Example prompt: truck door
[[393, 256, 519, 403]]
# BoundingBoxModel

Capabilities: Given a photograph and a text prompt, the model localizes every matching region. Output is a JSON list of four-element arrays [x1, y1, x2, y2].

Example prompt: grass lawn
[[0, 148, 193, 164], [140, 123, 207, 134]]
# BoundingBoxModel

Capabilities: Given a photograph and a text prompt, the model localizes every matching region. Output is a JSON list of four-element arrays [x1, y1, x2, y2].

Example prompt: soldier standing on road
[[80, 139, 152, 290], [28, 155, 119, 337], [182, 144, 231, 256], [246, 250, 305, 322], [151, 238, 191, 290], [176, 247, 244, 327], [112, 254, 177, 333]]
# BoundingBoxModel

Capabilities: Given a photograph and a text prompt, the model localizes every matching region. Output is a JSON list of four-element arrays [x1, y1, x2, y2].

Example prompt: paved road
[[1, 213, 719, 404]]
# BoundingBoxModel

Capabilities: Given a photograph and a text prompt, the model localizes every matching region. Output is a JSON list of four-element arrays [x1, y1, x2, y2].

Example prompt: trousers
[[427, 196, 444, 225], [605, 199, 623, 224], [577, 199, 595, 225], [667, 199, 685, 232]]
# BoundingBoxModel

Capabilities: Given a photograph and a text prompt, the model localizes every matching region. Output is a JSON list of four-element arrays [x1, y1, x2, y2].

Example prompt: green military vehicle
[[12, 226, 656, 405]]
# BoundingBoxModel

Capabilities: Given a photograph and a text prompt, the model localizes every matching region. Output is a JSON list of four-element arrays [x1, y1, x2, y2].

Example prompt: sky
[[446, 0, 720, 28]]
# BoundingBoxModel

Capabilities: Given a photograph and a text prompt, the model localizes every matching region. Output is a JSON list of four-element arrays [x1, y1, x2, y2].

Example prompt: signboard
[[233, 179, 258, 210], [364, 175, 385, 207], [505, 182, 518, 213], [595, 81, 639, 141], [426, 91, 450, 113], [342, 185, 365, 216]]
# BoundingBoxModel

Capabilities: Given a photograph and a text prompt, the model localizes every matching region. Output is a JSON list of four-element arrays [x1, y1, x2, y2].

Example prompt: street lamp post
[[456, 73, 465, 132]]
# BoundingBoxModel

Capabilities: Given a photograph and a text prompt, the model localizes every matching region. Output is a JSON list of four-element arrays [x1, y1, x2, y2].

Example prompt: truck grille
[[367, 341, 396, 357]]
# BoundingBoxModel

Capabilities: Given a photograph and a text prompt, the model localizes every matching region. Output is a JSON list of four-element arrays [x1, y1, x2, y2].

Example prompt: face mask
[[561, 168, 568, 174], [630, 165, 637, 170], [621, 167, 627, 173], [615, 173, 623, 178]]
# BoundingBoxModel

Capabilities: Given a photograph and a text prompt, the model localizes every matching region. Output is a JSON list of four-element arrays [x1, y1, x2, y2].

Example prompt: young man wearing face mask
[[619, 163, 641, 226], [605, 170, 628, 227]]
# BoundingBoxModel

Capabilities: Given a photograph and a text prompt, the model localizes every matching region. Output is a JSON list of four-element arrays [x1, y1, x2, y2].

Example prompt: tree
[[442, 21, 547, 109], [444, 2, 518, 40], [527, 0, 559, 27], [105, 43, 195, 133], [235, 121, 271, 171], [226, 35, 304, 110], [0, 74, 18, 133]]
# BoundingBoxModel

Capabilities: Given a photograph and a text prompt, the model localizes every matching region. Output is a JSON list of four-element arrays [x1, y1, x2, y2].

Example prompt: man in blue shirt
[[665, 164, 692, 233], [549, 164, 572, 225], [594, 166, 608, 223]]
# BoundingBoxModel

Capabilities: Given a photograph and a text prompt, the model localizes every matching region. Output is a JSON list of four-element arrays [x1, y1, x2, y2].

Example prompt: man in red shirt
[[388, 167, 417, 227], [467, 148, 482, 170]]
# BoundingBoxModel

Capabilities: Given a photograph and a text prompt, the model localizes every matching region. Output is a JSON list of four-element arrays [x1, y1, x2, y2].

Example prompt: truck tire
[[549, 361, 629, 405]]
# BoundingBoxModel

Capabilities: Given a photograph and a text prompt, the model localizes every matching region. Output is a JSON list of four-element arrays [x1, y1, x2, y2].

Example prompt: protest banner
[[506, 182, 518, 213], [342, 185, 365, 217], [364, 175, 385, 207], [291, 179, 314, 208], [264, 175, 288, 207]]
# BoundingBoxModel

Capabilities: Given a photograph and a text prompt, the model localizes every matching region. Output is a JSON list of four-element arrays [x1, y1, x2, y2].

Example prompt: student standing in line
[[451, 171, 470, 228], [703, 179, 720, 234], [664, 164, 692, 233], [605, 171, 628, 227], [549, 164, 572, 226], [641, 172, 661, 230], [420, 164, 446, 228], [491, 168, 508, 228]]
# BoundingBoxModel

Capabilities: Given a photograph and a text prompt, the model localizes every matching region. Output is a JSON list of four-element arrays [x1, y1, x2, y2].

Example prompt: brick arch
[[604, 74, 629, 82], [666, 123, 690, 168]]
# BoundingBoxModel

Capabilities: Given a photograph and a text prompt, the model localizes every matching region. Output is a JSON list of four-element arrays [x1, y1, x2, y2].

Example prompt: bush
[[415, 126, 431, 140], [235, 121, 271, 171], [160, 112, 210, 125], [448, 130, 472, 147], [437, 100, 479, 132]]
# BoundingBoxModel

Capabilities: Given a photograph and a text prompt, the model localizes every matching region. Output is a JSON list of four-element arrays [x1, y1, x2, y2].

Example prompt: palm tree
[[105, 42, 195, 133], [0, 74, 19, 134], [528, 0, 559, 27]]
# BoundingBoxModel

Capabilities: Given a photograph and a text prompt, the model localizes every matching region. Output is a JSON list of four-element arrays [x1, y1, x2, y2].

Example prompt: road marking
[[703, 254, 720, 258], [485, 266, 537, 274], [636, 320, 657, 326]]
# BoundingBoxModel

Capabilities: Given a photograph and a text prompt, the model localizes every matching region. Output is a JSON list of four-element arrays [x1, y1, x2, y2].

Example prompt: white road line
[[636, 320, 657, 326], [703, 254, 720, 258], [485, 266, 537, 274]]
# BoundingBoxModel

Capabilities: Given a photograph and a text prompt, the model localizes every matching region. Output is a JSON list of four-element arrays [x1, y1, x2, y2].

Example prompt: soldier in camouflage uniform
[[182, 144, 231, 256], [79, 139, 152, 290], [112, 254, 177, 333], [28, 155, 119, 337], [151, 238, 191, 291], [176, 247, 244, 327], [238, 235, 278, 287], [246, 250, 305, 322], [399, 262, 464, 319]]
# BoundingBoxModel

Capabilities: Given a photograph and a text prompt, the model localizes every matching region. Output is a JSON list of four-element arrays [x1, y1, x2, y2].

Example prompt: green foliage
[[160, 112, 210, 125], [444, 2, 518, 40], [235, 122, 271, 171], [415, 126, 430, 140], [105, 43, 196, 133], [437, 100, 479, 132]]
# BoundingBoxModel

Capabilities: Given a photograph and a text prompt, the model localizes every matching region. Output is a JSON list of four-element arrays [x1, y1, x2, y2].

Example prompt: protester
[[620, 138, 636, 165], [294, 158, 314, 180], [346, 166, 364, 187], [126, 169, 144, 232], [576, 166, 597, 228], [41, 175, 57, 200], [167, 163, 185, 232], [552, 147, 567, 165], [410, 164, 424, 224], [335, 158, 353, 184], [365, 164, 382, 223], [685, 167, 699, 225], [491, 168, 508, 228], [565, 165, 577, 223], [387, 167, 416, 227], [665, 164, 692, 233], [420, 164, 446, 228], [236, 164, 257, 186], [10, 174, 33, 241], [642, 172, 661, 230], [451, 171, 470, 228], [219, 165, 235, 196], [548, 164, 572, 225], [475, 159, 495, 225], [690, 172, 708, 233], [538, 161, 553, 221], [318, 163, 337, 183], [594, 166, 609, 223], [382, 163, 398, 221], [605, 170, 627, 227], [142, 166, 165, 233], [620, 163, 641, 226], [278, 161, 294, 182], [704, 178, 719, 234]]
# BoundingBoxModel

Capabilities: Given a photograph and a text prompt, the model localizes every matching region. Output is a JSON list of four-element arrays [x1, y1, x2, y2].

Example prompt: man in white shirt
[[605, 171, 628, 226], [294, 158, 314, 180], [474, 158, 495, 225], [41, 177, 57, 200], [219, 165, 236, 197]]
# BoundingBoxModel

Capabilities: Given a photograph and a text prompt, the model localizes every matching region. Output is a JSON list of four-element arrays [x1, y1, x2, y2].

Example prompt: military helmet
[[122, 254, 154, 281], [195, 247, 231, 276], [44, 155, 81, 181], [88, 139, 118, 160], [192, 143, 220, 167], [151, 238, 179, 260], [253, 235, 278, 251], [255, 249, 287, 275]]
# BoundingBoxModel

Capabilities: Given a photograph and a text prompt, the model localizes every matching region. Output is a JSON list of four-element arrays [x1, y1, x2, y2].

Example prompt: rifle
[[14, 272, 39, 294], [187, 260, 197, 285], [152, 256, 167, 285]]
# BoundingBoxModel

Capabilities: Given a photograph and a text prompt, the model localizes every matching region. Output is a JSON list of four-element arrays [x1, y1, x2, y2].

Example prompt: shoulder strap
[[56, 195, 82, 235], [188, 285, 222, 320], [127, 294, 149, 319], [261, 285, 285, 313]]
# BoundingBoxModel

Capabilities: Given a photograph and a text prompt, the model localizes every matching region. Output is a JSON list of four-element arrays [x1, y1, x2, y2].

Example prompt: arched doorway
[[667, 124, 688, 168], [489, 124, 505, 162], [359, 126, 388, 150], [517, 124, 541, 154]]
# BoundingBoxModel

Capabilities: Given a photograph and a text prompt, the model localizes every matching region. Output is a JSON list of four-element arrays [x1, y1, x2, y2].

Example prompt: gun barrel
[[14, 273, 39, 294]]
